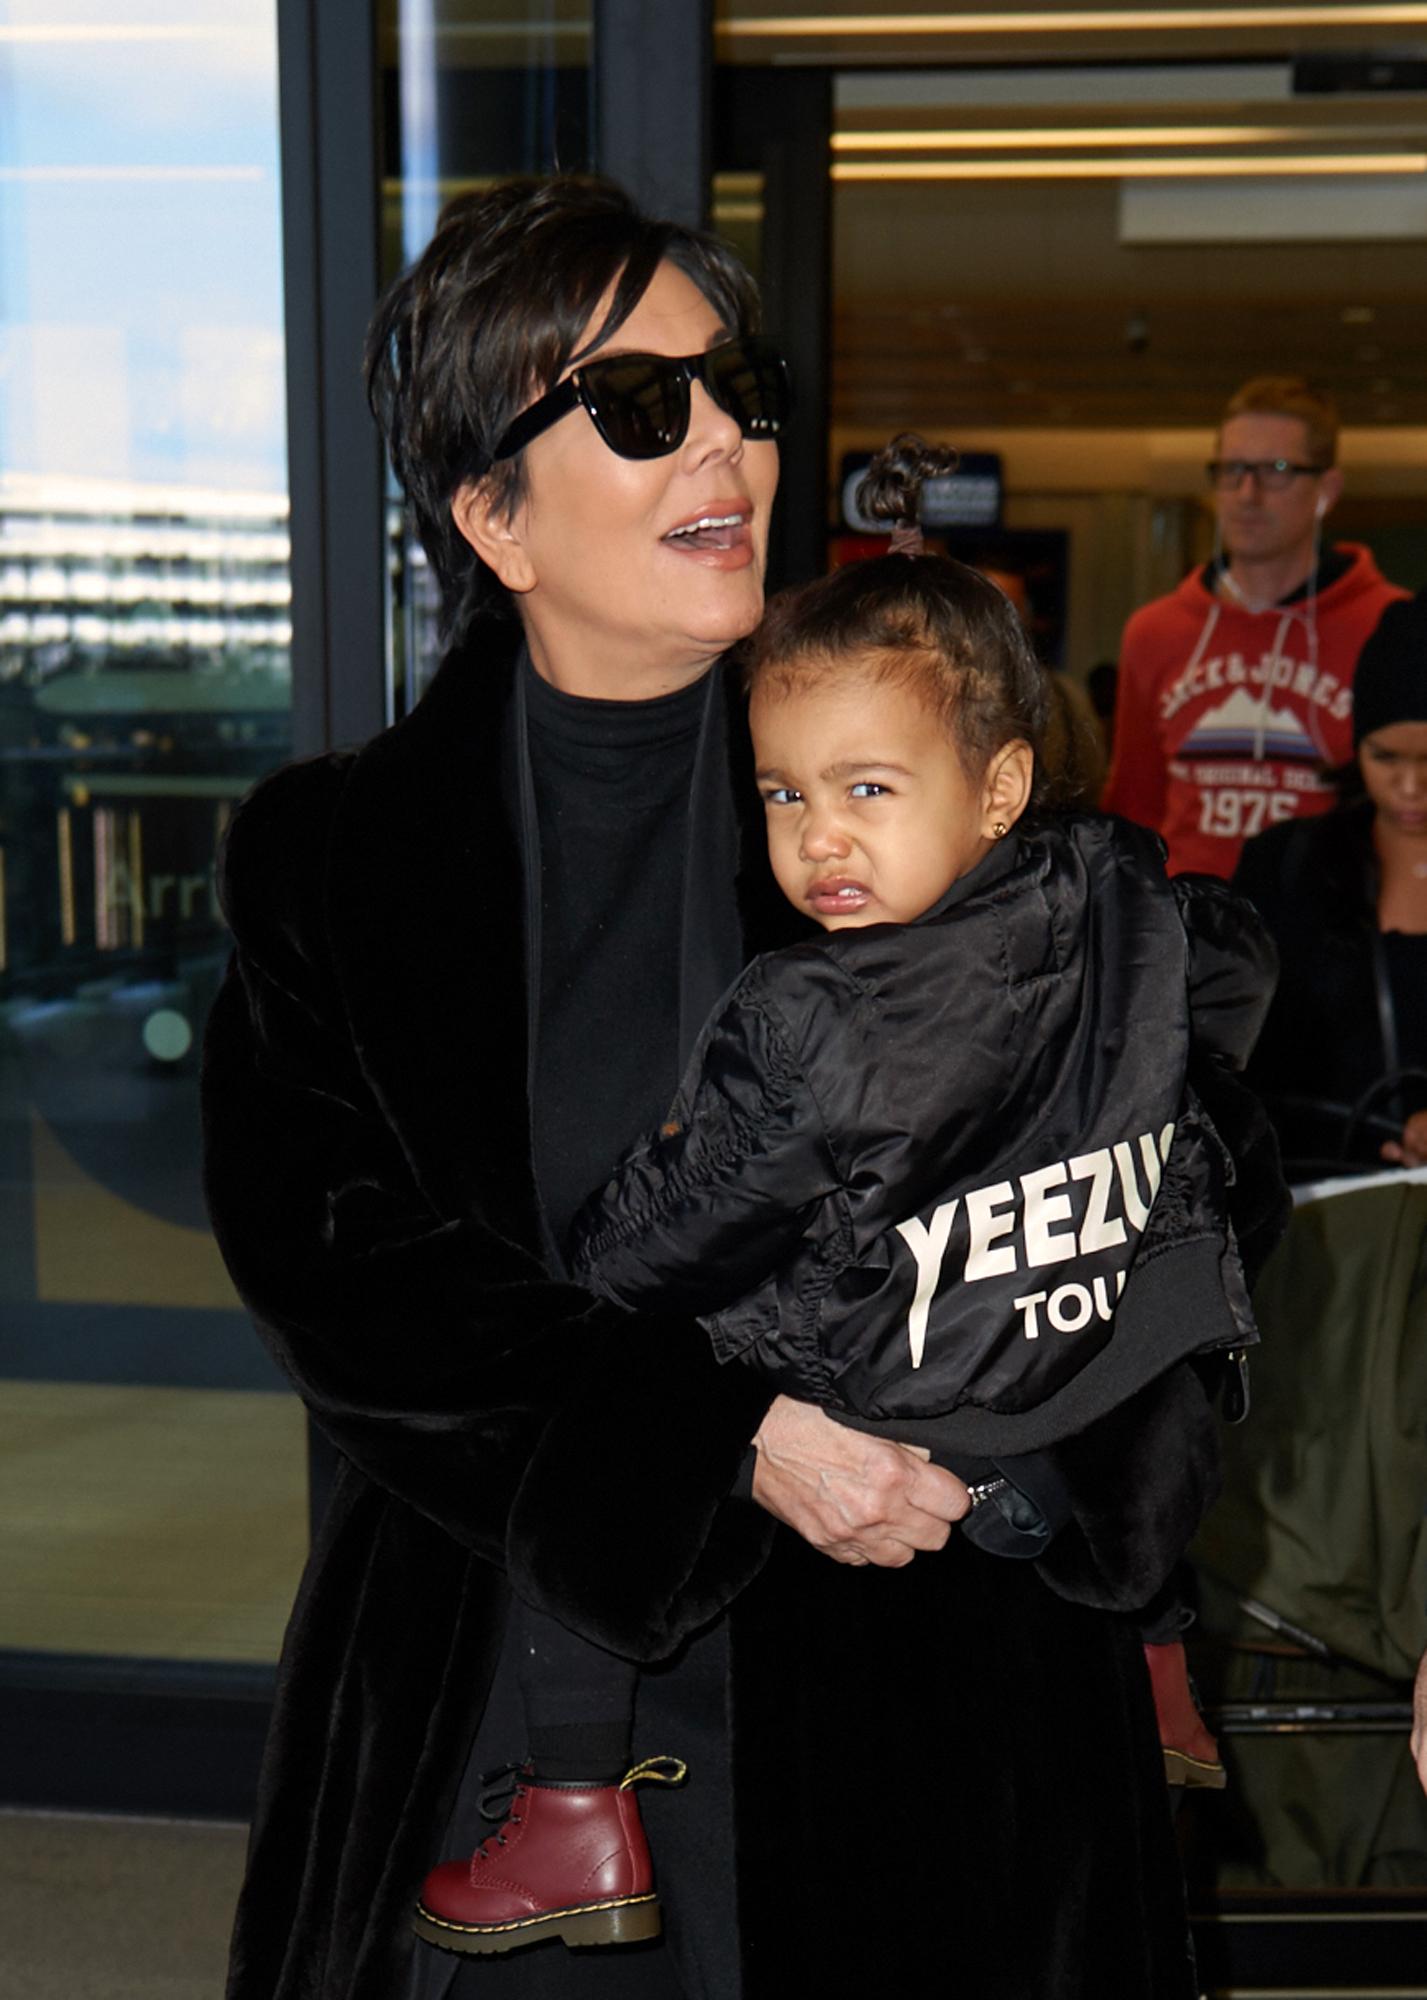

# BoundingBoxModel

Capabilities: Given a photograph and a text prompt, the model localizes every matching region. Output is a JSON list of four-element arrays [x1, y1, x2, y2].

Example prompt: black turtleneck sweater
[[524, 661, 710, 1256]]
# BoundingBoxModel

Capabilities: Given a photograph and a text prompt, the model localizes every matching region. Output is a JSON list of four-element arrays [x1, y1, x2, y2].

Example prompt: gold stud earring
[[991, 821, 1008, 839]]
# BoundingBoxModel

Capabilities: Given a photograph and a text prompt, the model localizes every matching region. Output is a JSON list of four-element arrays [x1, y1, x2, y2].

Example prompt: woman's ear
[[451, 477, 538, 595], [983, 738, 1034, 835]]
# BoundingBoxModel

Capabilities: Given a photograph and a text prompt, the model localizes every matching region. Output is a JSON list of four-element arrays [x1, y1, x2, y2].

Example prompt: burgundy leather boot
[[1145, 1640, 1227, 1789], [412, 1756, 685, 1956]]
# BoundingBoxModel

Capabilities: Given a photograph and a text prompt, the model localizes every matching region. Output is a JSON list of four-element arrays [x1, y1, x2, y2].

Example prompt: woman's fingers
[[749, 1395, 971, 1567], [901, 1446, 972, 1524], [1414, 1648, 1427, 1797]]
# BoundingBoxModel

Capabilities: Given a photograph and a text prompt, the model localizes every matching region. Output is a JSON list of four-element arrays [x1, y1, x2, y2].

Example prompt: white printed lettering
[[964, 1181, 1018, 1281], [1113, 1135, 1162, 1230], [1014, 1291, 1048, 1339], [1091, 1269, 1128, 1321], [1021, 1161, 1077, 1268], [1048, 1284, 1094, 1333], [895, 1201, 959, 1369], [1068, 1149, 1126, 1254]]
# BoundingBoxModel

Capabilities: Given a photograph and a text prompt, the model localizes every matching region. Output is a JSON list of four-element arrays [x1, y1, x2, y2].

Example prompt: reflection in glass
[[379, 0, 594, 714], [0, 3, 304, 1668]]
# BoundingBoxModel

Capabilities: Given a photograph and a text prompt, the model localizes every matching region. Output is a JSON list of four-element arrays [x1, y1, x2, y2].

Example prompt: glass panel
[[717, 7, 1427, 1913], [0, 1, 304, 1669], [377, 0, 594, 714], [828, 75, 1427, 1892]]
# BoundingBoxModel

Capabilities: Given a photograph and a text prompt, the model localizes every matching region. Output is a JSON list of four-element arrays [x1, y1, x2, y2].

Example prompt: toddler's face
[[751, 669, 1009, 930]]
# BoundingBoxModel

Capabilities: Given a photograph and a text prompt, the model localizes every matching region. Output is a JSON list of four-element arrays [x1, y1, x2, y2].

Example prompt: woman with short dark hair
[[204, 175, 1206, 2000]]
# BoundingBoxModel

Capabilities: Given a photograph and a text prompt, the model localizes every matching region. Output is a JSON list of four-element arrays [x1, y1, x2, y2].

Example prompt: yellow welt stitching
[[416, 1892, 657, 1937]]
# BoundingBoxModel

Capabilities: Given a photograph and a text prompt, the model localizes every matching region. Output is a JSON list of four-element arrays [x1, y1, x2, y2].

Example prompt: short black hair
[[365, 175, 760, 651]]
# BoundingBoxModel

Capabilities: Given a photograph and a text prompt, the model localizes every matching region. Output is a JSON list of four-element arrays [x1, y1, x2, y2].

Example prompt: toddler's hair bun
[[855, 432, 960, 534]]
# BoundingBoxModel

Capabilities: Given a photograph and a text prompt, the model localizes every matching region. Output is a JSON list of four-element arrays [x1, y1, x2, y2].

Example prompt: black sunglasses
[[491, 334, 792, 463]]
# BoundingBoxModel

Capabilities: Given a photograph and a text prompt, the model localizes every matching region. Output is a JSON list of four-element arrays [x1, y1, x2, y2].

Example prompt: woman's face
[[466, 259, 779, 699], [1359, 721, 1427, 840]]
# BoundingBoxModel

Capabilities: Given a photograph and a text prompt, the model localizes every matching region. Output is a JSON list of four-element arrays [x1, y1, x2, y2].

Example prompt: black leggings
[[516, 1599, 640, 1778]]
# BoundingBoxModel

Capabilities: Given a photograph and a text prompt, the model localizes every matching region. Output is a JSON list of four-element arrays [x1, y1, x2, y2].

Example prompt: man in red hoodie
[[1103, 376, 1407, 876]]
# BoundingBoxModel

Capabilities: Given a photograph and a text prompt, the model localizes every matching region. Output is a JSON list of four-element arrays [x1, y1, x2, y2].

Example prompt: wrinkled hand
[[1413, 1648, 1427, 1797], [750, 1394, 970, 1568], [1381, 1110, 1427, 1169]]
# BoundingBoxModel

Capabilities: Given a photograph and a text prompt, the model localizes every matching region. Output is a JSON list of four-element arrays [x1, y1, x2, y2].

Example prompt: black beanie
[[1353, 592, 1427, 745]]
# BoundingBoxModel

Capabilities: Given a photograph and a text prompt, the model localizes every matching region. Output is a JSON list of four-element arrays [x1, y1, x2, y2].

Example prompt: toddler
[[413, 437, 1281, 1962]]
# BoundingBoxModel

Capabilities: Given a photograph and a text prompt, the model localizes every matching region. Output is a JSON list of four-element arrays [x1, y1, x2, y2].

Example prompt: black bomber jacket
[[571, 812, 1283, 1461]]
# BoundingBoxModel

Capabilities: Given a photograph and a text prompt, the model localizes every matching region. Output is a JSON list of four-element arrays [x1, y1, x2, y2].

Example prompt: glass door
[[377, 0, 594, 714], [0, 0, 304, 1811]]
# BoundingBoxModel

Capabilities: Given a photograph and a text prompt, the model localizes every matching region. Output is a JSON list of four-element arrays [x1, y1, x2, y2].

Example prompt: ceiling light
[[723, 7, 1427, 35], [834, 152, 1427, 179], [833, 125, 1409, 149]]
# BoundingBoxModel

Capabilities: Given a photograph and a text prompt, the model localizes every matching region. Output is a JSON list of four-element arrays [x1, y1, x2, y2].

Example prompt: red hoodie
[[1102, 544, 1406, 876]]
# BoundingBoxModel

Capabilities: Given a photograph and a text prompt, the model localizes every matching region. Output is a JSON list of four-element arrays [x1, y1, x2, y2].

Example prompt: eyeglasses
[[1206, 458, 1329, 491], [491, 335, 792, 463]]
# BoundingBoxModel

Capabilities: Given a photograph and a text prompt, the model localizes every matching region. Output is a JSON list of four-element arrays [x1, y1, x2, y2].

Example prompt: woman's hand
[[750, 1395, 970, 1568], [1413, 1647, 1427, 1796], [1380, 1110, 1427, 1168]]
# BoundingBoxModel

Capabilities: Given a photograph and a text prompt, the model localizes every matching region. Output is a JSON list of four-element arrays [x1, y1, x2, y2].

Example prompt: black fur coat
[[204, 641, 1208, 2000]]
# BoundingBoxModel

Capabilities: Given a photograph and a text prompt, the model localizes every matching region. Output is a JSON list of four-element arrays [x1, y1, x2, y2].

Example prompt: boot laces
[[466, 1752, 688, 1868], [470, 1761, 528, 1864]]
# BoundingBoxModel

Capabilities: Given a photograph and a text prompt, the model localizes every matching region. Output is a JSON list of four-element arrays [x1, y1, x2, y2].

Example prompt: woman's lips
[[807, 878, 871, 917], [660, 506, 754, 570]]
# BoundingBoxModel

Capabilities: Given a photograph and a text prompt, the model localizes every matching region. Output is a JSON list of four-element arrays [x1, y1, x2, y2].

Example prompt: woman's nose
[[682, 377, 744, 463]]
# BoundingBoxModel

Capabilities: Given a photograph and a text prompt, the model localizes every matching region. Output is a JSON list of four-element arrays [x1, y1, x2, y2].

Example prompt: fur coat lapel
[[321, 632, 794, 1263], [324, 634, 543, 1257]]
